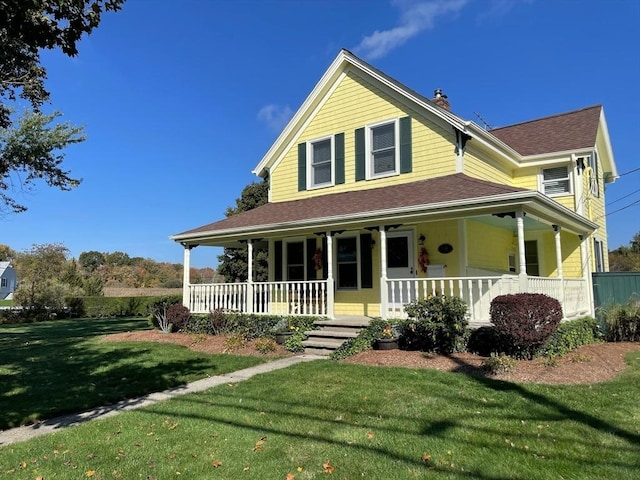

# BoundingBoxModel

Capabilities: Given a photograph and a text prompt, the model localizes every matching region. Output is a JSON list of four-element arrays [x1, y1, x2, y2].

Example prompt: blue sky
[[3, 0, 639, 268]]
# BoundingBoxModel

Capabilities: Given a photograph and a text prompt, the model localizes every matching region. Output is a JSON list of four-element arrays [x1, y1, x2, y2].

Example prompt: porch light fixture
[[418, 234, 426, 246]]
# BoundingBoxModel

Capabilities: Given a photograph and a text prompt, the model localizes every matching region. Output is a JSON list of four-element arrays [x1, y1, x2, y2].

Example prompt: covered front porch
[[173, 175, 598, 325]]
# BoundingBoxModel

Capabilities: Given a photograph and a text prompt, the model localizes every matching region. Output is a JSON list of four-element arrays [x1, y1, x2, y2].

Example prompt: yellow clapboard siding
[[271, 70, 456, 202], [463, 150, 513, 185], [466, 221, 514, 272]]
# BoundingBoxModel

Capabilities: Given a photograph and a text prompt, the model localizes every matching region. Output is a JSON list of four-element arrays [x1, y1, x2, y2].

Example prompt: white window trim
[[306, 135, 334, 189], [594, 237, 605, 272], [539, 165, 573, 197], [588, 151, 600, 198], [365, 118, 400, 180], [335, 233, 361, 290]]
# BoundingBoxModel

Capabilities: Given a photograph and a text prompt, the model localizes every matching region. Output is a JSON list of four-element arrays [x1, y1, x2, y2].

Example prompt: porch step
[[302, 315, 371, 356]]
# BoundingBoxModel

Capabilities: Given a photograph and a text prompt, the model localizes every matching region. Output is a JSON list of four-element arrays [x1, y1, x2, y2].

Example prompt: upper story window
[[541, 166, 572, 196], [367, 119, 399, 179], [308, 136, 334, 188]]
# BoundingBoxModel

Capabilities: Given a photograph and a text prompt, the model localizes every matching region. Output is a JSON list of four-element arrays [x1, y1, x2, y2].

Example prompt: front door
[[386, 231, 415, 306]]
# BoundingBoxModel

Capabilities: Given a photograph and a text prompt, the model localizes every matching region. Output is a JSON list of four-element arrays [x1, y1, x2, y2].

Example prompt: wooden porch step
[[304, 329, 359, 338]]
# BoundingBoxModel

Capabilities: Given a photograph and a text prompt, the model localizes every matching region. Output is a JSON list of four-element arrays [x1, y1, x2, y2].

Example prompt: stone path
[[0, 354, 323, 446]]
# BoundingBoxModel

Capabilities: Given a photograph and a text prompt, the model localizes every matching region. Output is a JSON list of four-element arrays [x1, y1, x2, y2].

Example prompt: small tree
[[217, 180, 269, 282]]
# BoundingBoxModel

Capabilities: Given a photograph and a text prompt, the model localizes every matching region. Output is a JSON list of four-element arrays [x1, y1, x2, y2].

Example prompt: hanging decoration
[[312, 248, 323, 270], [418, 247, 430, 272]]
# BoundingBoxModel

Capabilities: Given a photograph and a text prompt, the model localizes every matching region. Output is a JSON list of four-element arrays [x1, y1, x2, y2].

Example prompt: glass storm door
[[386, 231, 415, 305]]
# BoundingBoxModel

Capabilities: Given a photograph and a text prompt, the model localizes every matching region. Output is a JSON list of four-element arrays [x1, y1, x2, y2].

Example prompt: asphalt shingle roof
[[177, 173, 527, 236], [489, 105, 602, 156]]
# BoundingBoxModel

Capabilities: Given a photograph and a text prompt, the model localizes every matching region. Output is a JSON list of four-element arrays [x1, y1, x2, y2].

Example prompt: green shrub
[[600, 299, 640, 342], [467, 325, 506, 356], [254, 337, 277, 354], [182, 312, 315, 340], [283, 331, 306, 352], [490, 293, 562, 359], [543, 317, 600, 357], [330, 318, 399, 360], [481, 353, 517, 375], [401, 296, 468, 353], [79, 295, 182, 318], [224, 333, 246, 352]]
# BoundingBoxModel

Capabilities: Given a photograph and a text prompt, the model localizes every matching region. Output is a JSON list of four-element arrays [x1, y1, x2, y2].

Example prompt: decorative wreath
[[312, 248, 323, 271], [418, 247, 430, 273]]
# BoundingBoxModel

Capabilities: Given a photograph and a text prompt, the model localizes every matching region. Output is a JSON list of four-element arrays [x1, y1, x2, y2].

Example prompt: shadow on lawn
[[444, 354, 640, 445], [0, 318, 218, 430], [143, 359, 639, 479]]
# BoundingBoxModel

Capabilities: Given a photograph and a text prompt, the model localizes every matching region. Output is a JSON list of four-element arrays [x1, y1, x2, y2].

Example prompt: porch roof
[[172, 173, 597, 245]]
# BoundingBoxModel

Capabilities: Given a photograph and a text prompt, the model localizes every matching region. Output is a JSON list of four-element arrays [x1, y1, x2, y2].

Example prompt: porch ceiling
[[171, 173, 597, 247]]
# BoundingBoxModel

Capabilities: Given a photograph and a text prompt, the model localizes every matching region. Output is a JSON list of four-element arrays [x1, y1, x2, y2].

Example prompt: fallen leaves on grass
[[323, 459, 335, 474]]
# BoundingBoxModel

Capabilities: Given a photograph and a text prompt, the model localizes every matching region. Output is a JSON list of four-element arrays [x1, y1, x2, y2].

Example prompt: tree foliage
[[217, 180, 269, 282], [0, 0, 125, 213], [609, 231, 640, 272]]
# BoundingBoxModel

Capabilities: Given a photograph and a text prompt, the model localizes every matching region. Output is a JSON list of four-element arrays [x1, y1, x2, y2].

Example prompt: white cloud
[[354, 0, 469, 60], [257, 104, 293, 132], [476, 0, 533, 24]]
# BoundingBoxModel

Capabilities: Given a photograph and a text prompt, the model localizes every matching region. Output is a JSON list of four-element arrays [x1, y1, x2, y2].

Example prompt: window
[[541, 166, 571, 196], [508, 252, 516, 273], [308, 136, 333, 188], [0, 278, 6, 288], [286, 241, 305, 281], [337, 237, 358, 289], [524, 240, 540, 276], [594, 238, 605, 272], [367, 119, 398, 178]]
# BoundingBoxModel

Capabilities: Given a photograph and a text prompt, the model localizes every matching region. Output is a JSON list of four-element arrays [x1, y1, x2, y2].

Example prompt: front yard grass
[[1, 343, 639, 479], [0, 317, 268, 430]]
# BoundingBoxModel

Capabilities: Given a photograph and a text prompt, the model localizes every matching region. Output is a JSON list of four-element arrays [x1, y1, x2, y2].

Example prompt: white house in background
[[0, 262, 17, 300]]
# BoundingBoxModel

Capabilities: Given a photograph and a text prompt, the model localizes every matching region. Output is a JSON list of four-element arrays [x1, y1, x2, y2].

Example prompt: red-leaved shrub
[[166, 304, 191, 331], [490, 293, 562, 359]]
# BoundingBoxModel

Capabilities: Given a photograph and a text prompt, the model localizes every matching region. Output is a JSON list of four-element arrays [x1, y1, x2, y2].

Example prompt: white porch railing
[[187, 276, 588, 323], [384, 275, 588, 323], [188, 280, 328, 316]]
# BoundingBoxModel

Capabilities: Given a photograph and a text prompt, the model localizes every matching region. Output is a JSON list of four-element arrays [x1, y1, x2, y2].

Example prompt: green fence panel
[[592, 272, 640, 309]]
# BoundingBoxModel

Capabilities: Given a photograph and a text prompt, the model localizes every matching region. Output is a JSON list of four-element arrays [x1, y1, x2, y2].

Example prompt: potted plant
[[374, 324, 399, 350], [273, 318, 295, 344]]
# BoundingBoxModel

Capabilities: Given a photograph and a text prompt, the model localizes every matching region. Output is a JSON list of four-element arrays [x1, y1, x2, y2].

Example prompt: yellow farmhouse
[[172, 49, 617, 332]]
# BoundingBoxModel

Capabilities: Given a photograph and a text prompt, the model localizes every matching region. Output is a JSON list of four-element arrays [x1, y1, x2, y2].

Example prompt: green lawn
[[0, 319, 639, 479], [0, 317, 268, 430]]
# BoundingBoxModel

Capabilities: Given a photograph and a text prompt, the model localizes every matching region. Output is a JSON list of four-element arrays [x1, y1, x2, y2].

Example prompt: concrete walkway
[[0, 354, 323, 446]]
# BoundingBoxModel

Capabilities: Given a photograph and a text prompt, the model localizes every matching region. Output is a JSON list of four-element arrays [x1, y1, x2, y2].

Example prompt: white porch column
[[380, 226, 388, 319], [326, 232, 335, 318], [181, 244, 192, 308], [580, 234, 595, 317], [516, 211, 528, 292], [552, 225, 565, 308], [552, 225, 563, 278], [247, 240, 254, 314]]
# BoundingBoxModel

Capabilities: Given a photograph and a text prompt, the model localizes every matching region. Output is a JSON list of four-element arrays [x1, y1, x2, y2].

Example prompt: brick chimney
[[432, 88, 450, 111]]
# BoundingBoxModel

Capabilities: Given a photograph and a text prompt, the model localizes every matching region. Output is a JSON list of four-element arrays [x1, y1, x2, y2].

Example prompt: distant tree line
[[0, 243, 218, 310]]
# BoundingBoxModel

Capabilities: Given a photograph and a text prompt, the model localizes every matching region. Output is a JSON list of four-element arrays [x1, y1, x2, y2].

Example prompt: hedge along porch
[[173, 174, 598, 324]]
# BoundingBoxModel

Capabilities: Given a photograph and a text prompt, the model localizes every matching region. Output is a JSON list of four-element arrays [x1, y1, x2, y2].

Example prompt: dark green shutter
[[355, 127, 365, 181], [399, 116, 412, 174], [360, 234, 373, 289], [274, 241, 283, 281], [335, 133, 345, 185], [306, 238, 316, 281], [298, 143, 307, 191]]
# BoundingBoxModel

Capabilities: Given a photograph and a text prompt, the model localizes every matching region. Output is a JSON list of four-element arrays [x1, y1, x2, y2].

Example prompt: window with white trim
[[367, 119, 399, 179], [594, 238, 605, 272], [541, 166, 572, 196], [336, 237, 358, 289], [308, 136, 333, 188], [1, 278, 6, 288]]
